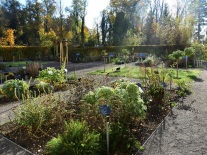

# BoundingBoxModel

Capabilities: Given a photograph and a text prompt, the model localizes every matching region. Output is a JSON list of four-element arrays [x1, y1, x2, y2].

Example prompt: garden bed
[[0, 75, 182, 155], [0, 62, 200, 154]]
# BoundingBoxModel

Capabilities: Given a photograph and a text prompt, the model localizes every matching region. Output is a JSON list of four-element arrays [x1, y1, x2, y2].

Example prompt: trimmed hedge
[[0, 46, 52, 61], [67, 45, 187, 61], [0, 45, 187, 62]]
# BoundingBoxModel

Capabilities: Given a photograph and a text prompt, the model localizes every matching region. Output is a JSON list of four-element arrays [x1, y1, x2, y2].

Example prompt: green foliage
[[2, 79, 29, 100], [83, 91, 96, 105], [0, 46, 51, 61], [168, 50, 184, 60], [46, 120, 100, 155], [35, 81, 53, 94], [39, 28, 56, 47], [139, 67, 167, 113], [82, 80, 146, 153], [37, 63, 66, 84], [191, 43, 206, 60], [175, 80, 192, 98], [26, 61, 41, 78], [142, 54, 158, 67], [184, 47, 194, 56], [121, 48, 130, 65], [95, 86, 115, 101], [112, 57, 124, 65], [14, 94, 67, 135]]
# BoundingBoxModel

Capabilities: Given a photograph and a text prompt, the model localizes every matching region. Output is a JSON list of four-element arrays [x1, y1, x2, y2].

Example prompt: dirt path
[[142, 69, 207, 155]]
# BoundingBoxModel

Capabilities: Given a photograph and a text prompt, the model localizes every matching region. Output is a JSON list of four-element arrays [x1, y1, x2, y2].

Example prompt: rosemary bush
[[14, 93, 67, 137]]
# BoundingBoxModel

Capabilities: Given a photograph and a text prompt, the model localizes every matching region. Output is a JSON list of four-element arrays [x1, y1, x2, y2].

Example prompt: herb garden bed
[[0, 63, 200, 155]]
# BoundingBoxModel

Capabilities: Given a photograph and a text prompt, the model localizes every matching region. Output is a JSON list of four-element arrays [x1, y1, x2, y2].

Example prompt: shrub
[[46, 120, 100, 155], [26, 61, 42, 78], [37, 62, 66, 84], [81, 80, 146, 154], [175, 80, 192, 99], [14, 93, 67, 135], [2, 79, 29, 100], [142, 54, 159, 67]]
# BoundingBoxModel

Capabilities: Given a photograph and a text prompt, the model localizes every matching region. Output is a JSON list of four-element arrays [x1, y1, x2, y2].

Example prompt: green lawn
[[89, 66, 201, 83], [4, 61, 50, 67]]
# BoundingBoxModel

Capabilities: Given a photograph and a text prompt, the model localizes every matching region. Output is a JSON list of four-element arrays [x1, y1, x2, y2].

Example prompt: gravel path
[[142, 69, 207, 155]]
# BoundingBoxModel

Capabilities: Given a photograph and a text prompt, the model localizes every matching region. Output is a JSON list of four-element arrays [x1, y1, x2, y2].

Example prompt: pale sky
[[19, 0, 175, 29]]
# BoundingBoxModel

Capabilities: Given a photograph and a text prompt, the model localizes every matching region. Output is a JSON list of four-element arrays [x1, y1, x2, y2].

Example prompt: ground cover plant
[[0, 62, 201, 155]]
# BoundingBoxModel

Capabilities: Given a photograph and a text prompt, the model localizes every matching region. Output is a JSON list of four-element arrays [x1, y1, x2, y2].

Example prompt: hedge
[[67, 45, 187, 61], [0, 45, 187, 62], [0, 46, 52, 61]]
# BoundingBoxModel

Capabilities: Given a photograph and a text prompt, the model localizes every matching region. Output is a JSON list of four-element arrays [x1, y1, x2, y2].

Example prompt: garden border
[[0, 134, 33, 155], [135, 110, 172, 155]]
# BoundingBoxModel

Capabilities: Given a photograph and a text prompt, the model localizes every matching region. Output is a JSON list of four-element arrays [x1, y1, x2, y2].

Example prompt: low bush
[[26, 61, 42, 78], [81, 80, 146, 154], [14, 93, 67, 136], [37, 63, 66, 85], [2, 79, 29, 100], [46, 120, 100, 155]]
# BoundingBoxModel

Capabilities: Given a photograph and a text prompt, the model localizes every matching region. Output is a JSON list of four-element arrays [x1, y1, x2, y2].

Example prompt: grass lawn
[[89, 66, 201, 83], [4, 61, 50, 67]]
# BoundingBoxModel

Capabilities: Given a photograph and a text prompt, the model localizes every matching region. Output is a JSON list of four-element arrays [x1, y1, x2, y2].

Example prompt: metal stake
[[106, 116, 109, 155]]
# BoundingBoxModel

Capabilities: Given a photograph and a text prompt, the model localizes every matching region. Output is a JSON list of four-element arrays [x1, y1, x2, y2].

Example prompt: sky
[[19, 0, 175, 29]]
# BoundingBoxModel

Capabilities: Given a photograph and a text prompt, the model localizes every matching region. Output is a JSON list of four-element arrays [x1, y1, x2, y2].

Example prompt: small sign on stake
[[99, 104, 111, 155], [99, 104, 111, 116]]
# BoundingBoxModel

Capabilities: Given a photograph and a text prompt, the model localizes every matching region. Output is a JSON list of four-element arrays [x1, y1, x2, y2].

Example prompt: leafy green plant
[[175, 80, 192, 99], [46, 120, 100, 155], [37, 63, 66, 85], [2, 79, 29, 100], [26, 61, 42, 78], [112, 57, 124, 65], [142, 54, 159, 67], [35, 81, 53, 94], [81, 80, 146, 154]]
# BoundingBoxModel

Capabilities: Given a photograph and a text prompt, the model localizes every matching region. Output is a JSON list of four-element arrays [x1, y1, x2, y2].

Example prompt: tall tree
[[101, 10, 108, 45], [66, 0, 87, 46], [25, 0, 44, 45], [113, 11, 128, 45], [42, 0, 56, 33]]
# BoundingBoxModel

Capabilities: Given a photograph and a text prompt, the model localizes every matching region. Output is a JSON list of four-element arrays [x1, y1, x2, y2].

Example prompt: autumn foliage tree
[[4, 29, 15, 46]]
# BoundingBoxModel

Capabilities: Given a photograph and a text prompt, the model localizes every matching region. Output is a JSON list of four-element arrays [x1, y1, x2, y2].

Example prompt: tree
[[188, 0, 207, 42], [66, 0, 87, 46], [42, 0, 56, 33], [25, 0, 44, 45], [169, 50, 184, 79], [3, 29, 16, 46], [101, 10, 108, 45], [113, 11, 128, 45]]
